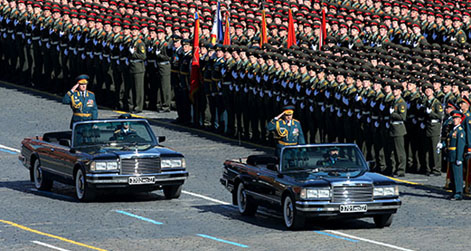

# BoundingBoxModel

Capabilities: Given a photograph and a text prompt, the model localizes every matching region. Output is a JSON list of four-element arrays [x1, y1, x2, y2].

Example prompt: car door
[[48, 142, 78, 179], [257, 166, 282, 205]]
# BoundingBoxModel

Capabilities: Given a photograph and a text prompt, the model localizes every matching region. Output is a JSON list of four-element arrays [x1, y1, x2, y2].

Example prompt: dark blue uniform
[[63, 90, 98, 128], [446, 124, 465, 198], [267, 118, 305, 156]]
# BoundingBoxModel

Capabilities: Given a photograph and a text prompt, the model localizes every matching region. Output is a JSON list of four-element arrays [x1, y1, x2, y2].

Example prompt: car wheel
[[283, 194, 304, 230], [163, 184, 182, 199], [33, 159, 53, 191], [75, 168, 95, 202], [236, 182, 257, 216], [374, 214, 393, 228]]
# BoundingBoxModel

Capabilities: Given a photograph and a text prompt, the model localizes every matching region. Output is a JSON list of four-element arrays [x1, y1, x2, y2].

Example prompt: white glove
[[437, 142, 443, 149], [456, 160, 462, 165], [389, 107, 394, 114], [64, 49, 68, 55], [129, 47, 135, 54], [125, 58, 129, 65], [46, 42, 50, 49], [81, 53, 86, 60], [155, 50, 161, 55], [56, 45, 60, 52], [426, 108, 432, 114]]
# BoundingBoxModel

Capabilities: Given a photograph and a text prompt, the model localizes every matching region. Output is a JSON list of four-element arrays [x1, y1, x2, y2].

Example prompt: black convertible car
[[220, 144, 401, 229], [19, 118, 188, 201]]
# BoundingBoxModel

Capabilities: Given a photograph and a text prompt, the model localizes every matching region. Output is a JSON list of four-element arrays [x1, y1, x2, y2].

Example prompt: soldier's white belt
[[7, 30, 13, 33], [148, 60, 157, 63], [103, 54, 109, 57], [25, 33, 31, 36], [78, 48, 85, 51], [223, 82, 231, 85], [371, 116, 379, 119], [120, 57, 127, 61], [110, 56, 119, 59], [158, 61, 170, 65], [60, 43, 67, 47], [16, 32, 22, 35], [354, 109, 360, 112], [50, 41, 58, 45], [392, 121, 404, 125], [407, 115, 416, 118], [383, 116, 390, 120], [431, 119, 440, 123], [317, 102, 324, 105], [131, 59, 143, 63], [94, 52, 101, 55], [362, 111, 370, 115], [41, 38, 49, 41]]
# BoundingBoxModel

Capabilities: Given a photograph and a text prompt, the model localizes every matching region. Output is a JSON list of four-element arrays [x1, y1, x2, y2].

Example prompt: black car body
[[19, 119, 188, 201], [220, 144, 401, 229]]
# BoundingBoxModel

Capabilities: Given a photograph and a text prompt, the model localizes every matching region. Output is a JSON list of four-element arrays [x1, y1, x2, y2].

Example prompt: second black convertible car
[[220, 144, 401, 229], [19, 118, 188, 202]]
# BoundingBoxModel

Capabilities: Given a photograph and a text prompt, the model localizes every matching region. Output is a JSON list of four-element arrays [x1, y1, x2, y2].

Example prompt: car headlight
[[374, 186, 399, 197], [300, 188, 331, 199], [161, 158, 185, 168], [90, 161, 119, 171]]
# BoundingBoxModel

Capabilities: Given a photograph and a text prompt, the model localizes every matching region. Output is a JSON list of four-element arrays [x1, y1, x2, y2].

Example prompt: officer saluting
[[62, 74, 98, 129], [446, 110, 466, 200], [267, 105, 305, 156]]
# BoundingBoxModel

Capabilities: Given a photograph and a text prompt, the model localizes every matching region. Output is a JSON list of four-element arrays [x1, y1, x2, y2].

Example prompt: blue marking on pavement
[[196, 234, 249, 248], [0, 148, 16, 154], [115, 210, 163, 225], [314, 231, 359, 243]]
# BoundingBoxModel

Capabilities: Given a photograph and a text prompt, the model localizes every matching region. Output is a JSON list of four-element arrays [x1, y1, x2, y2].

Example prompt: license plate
[[339, 204, 367, 213], [128, 176, 155, 185]]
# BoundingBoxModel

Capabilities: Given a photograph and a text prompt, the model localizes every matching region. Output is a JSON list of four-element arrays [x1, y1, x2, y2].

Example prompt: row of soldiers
[[187, 42, 471, 181], [0, 0, 178, 113]]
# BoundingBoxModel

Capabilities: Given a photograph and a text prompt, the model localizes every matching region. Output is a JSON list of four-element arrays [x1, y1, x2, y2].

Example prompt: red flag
[[189, 12, 200, 104], [260, 9, 268, 47], [287, 8, 296, 48], [223, 12, 231, 45], [319, 8, 326, 50]]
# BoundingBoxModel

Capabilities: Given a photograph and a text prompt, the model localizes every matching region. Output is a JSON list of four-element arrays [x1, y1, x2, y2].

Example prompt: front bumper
[[86, 170, 188, 189], [295, 198, 401, 216]]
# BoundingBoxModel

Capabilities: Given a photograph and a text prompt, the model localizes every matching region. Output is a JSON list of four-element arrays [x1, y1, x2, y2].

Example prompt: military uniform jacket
[[389, 96, 407, 137], [128, 38, 146, 73], [447, 124, 465, 163], [423, 98, 443, 137], [267, 118, 306, 147], [62, 90, 98, 127]]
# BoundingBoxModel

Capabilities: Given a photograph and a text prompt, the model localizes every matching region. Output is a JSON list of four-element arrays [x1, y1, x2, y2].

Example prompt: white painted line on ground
[[182, 190, 414, 251], [31, 241, 72, 251], [0, 144, 20, 153], [325, 230, 414, 251], [182, 190, 231, 205]]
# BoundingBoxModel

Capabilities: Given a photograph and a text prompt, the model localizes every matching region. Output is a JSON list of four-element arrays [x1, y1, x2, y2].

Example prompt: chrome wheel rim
[[284, 196, 294, 227], [75, 170, 84, 199], [33, 161, 42, 189], [237, 183, 247, 213]]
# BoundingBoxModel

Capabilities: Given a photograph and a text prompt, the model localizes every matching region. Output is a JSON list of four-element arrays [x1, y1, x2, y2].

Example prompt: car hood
[[78, 145, 183, 159], [286, 171, 396, 186]]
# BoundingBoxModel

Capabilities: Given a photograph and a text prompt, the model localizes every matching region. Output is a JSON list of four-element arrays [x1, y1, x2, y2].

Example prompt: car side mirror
[[158, 136, 166, 143], [267, 163, 277, 172], [59, 139, 71, 147]]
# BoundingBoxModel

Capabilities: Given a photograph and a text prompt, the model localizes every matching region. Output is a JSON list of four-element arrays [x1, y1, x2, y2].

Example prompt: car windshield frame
[[72, 119, 157, 148], [279, 144, 368, 178]]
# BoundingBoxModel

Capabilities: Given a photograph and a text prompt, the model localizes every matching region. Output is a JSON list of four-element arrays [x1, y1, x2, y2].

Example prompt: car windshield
[[280, 145, 368, 178], [73, 120, 155, 148]]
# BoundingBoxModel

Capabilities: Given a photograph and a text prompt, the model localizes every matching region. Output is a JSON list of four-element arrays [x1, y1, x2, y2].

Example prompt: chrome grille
[[332, 184, 373, 203], [120, 157, 161, 175]]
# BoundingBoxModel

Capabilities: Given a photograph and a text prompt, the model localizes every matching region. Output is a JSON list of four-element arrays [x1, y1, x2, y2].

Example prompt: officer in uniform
[[422, 83, 444, 176], [128, 23, 146, 113], [388, 83, 407, 177], [446, 110, 465, 200], [62, 74, 98, 129], [267, 105, 305, 156]]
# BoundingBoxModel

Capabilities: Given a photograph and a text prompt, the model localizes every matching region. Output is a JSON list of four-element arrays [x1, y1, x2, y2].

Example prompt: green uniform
[[446, 124, 465, 198], [388, 96, 407, 176], [267, 118, 305, 156], [128, 37, 147, 112], [423, 97, 444, 175]]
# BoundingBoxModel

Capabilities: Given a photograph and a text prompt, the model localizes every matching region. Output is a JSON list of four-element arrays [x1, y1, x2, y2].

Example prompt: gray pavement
[[0, 82, 470, 251]]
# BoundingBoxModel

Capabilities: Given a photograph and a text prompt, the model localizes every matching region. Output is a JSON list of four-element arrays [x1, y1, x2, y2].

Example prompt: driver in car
[[317, 147, 341, 166], [112, 121, 137, 140]]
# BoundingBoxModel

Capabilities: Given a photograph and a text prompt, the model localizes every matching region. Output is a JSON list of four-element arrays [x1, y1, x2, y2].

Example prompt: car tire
[[283, 194, 305, 230], [75, 168, 95, 202], [236, 182, 257, 216], [373, 214, 393, 228], [33, 159, 53, 191], [163, 184, 182, 199]]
